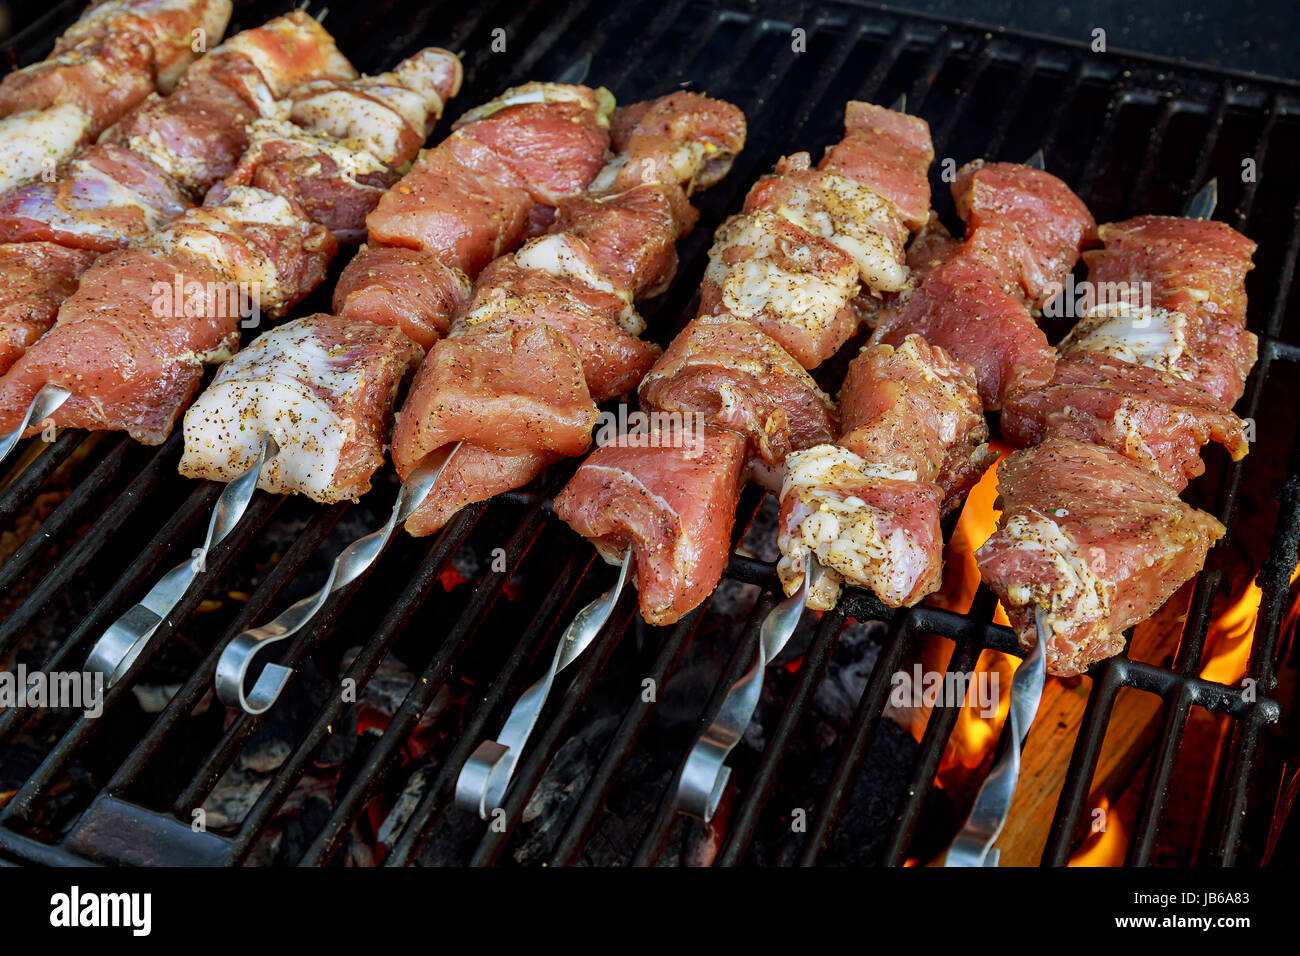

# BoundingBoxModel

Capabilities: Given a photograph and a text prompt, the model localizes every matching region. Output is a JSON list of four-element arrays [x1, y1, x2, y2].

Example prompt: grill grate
[[1, 0, 1299, 866]]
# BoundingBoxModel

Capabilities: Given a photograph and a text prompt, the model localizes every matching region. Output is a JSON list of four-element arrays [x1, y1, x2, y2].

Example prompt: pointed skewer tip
[[889, 92, 907, 114], [557, 52, 592, 87], [1023, 149, 1045, 170], [1185, 178, 1218, 220]]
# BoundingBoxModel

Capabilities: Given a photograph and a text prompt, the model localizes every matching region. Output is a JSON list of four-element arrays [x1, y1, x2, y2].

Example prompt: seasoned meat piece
[[776, 335, 990, 610], [0, 188, 336, 442], [837, 335, 993, 507], [870, 255, 1055, 410], [638, 312, 838, 466], [1002, 351, 1249, 491], [333, 245, 472, 350], [953, 160, 1097, 308], [0, 242, 100, 373], [395, 93, 745, 537], [976, 438, 1225, 677], [1084, 215, 1255, 329], [180, 315, 422, 501], [554, 426, 748, 626], [0, 0, 235, 134]]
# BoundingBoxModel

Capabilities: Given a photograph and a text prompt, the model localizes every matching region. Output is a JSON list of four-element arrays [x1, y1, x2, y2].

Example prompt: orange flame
[[930, 443, 1018, 781], [933, 439, 1011, 626], [1201, 560, 1300, 685], [1069, 796, 1126, 866]]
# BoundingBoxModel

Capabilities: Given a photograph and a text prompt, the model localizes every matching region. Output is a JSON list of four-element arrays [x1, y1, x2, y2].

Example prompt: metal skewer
[[215, 442, 461, 714], [455, 543, 634, 820], [943, 607, 1047, 866], [676, 558, 813, 821], [85, 434, 277, 684], [0, 384, 70, 469]]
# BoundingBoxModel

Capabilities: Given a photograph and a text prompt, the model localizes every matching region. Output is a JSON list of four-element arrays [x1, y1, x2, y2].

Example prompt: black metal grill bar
[[856, 24, 910, 106], [1037, 61, 1092, 165], [0, 481, 224, 747], [0, 490, 282, 827], [219, 504, 485, 862], [928, 38, 992, 151], [0, 430, 86, 524], [902, 29, 954, 117], [1040, 661, 1126, 863], [382, 549, 596, 865], [293, 504, 527, 864], [0, 434, 179, 658], [630, 593, 778, 865], [107, 504, 347, 795], [1187, 84, 1230, 206], [0, 434, 137, 599], [780, 13, 866, 137], [171, 502, 402, 806], [1211, 409, 1300, 863], [0, 0, 82, 70], [1077, 88, 1134, 204], [981, 50, 1045, 161], [546, 606, 708, 866], [1126, 682, 1198, 865], [467, 599, 639, 866], [715, 607, 847, 864], [1232, 92, 1279, 231], [796, 609, 915, 864], [595, 0, 695, 96], [1123, 97, 1178, 214], [1264, 191, 1300, 340], [1, 483, 222, 705], [881, 609, 992, 865]]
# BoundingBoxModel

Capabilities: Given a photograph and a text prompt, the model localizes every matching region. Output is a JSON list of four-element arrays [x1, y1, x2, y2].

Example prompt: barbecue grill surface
[[1, 0, 1298, 867]]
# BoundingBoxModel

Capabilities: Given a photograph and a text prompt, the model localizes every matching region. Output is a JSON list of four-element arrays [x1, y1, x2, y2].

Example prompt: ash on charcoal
[[274, 795, 374, 867], [229, 659, 351, 773], [339, 646, 440, 734], [377, 764, 432, 851], [734, 620, 957, 865], [510, 713, 621, 864]]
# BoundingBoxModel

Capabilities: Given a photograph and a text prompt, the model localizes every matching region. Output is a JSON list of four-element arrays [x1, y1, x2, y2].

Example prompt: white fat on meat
[[0, 104, 91, 192], [243, 118, 391, 179], [460, 232, 645, 335], [454, 82, 614, 129], [148, 186, 308, 315], [705, 210, 860, 335], [289, 64, 444, 168], [990, 509, 1111, 642], [179, 318, 361, 501], [777, 443, 923, 610], [773, 171, 908, 293], [588, 140, 719, 195], [1058, 302, 1195, 383]]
